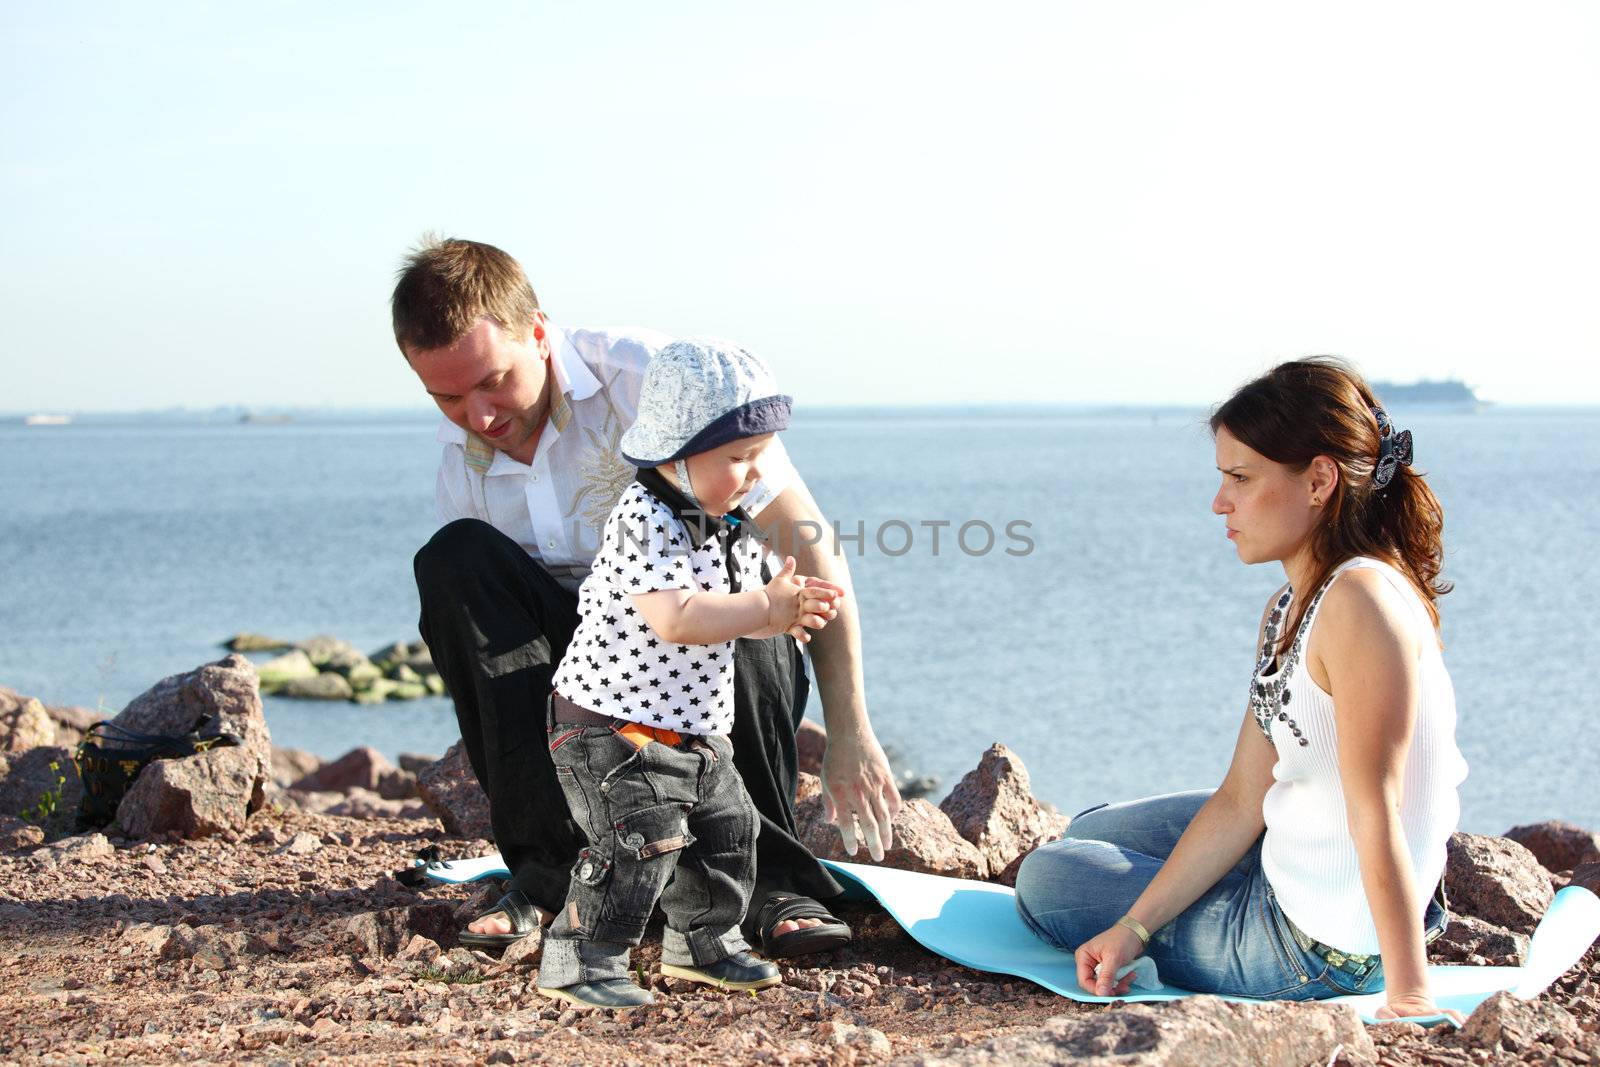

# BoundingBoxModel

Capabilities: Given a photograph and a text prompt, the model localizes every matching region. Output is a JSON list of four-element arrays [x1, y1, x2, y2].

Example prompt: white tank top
[[1255, 556, 1469, 954]]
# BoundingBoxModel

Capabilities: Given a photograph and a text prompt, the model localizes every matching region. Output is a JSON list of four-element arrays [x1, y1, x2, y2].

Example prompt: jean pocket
[[549, 727, 584, 753], [554, 765, 596, 840], [598, 803, 695, 937], [1256, 889, 1331, 999]]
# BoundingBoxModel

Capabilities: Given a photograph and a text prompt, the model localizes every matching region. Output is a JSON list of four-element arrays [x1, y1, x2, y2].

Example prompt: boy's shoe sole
[[659, 962, 783, 991], [536, 981, 654, 1010]]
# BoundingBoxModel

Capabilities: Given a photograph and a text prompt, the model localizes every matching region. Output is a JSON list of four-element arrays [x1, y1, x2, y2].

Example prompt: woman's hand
[[1375, 993, 1464, 1025], [1075, 923, 1146, 997]]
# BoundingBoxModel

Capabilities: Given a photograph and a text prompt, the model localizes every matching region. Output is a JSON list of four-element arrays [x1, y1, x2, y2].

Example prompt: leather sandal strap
[[757, 893, 841, 932], [493, 890, 545, 935]]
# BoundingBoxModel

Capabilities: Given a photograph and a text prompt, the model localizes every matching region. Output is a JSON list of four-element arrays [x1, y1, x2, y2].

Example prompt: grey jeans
[[537, 721, 759, 988]]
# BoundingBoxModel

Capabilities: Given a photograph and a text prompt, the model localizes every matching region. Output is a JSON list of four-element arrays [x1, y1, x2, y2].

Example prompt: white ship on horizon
[[22, 414, 72, 426]]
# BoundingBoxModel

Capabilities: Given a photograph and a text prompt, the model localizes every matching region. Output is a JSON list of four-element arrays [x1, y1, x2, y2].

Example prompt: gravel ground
[[0, 807, 1595, 1066]]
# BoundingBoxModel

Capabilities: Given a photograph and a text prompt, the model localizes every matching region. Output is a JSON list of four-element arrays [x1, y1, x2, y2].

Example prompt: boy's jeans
[[537, 722, 758, 988], [1013, 790, 1448, 1000]]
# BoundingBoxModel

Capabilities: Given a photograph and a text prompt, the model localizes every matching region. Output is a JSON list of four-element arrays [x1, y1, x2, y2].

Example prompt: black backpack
[[72, 718, 238, 830]]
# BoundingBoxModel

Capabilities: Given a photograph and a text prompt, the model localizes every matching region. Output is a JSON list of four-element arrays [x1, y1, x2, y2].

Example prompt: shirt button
[[547, 540, 556, 549], [531, 474, 539, 482]]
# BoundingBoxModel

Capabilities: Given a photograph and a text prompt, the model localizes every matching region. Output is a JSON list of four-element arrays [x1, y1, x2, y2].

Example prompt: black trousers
[[414, 519, 842, 921]]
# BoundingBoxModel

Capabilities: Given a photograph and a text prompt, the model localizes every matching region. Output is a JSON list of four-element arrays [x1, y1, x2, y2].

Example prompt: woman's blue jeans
[[1013, 789, 1445, 1000]]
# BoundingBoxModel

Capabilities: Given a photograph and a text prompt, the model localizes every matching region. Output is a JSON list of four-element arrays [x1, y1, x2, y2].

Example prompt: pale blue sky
[[3, 1, 1596, 412]]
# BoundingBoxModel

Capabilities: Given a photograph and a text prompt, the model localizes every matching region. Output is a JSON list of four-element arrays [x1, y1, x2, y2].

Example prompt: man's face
[[407, 317, 551, 465]]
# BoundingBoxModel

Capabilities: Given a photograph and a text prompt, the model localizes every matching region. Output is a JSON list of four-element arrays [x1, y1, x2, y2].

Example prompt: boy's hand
[[763, 556, 843, 643]]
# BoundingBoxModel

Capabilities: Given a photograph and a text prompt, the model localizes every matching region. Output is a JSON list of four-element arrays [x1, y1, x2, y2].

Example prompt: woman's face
[[1211, 426, 1321, 566]]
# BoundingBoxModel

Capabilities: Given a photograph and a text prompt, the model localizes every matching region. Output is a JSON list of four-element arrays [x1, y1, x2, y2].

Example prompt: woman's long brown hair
[[1210, 357, 1450, 653]]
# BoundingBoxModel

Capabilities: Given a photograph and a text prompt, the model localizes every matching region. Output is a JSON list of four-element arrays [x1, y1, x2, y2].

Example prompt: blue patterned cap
[[620, 338, 792, 467]]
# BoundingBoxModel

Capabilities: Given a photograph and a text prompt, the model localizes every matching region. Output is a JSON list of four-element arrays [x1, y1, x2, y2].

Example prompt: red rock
[[1504, 820, 1600, 875], [290, 746, 391, 793], [270, 747, 324, 788], [796, 718, 827, 776], [377, 768, 419, 801], [1570, 862, 1600, 896], [0, 746, 83, 837], [1445, 832, 1554, 934], [795, 771, 823, 803], [397, 934, 442, 963], [42, 702, 100, 749], [41, 832, 114, 863], [117, 746, 267, 839], [345, 902, 459, 956], [994, 850, 1030, 888], [1429, 914, 1528, 966], [498, 929, 544, 968], [416, 742, 492, 840], [324, 788, 419, 820], [928, 998, 1376, 1065], [796, 795, 988, 880], [105, 656, 273, 839], [0, 692, 56, 753], [0, 815, 45, 852], [158, 926, 247, 970], [1459, 990, 1581, 1052], [273, 831, 322, 856], [121, 923, 175, 953], [938, 744, 1070, 879]]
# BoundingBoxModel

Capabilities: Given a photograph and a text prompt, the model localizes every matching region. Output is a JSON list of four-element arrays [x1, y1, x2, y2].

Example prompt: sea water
[[1, 407, 1596, 833]]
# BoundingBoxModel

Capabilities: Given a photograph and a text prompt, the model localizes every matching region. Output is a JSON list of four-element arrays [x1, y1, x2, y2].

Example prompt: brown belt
[[550, 691, 689, 749], [550, 690, 619, 727]]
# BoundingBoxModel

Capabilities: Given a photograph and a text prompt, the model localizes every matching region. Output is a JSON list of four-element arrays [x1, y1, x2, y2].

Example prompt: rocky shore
[[1, 660, 1597, 1065]]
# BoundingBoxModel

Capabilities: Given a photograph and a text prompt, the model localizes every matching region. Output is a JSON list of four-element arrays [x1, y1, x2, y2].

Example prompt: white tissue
[[1093, 955, 1162, 992]]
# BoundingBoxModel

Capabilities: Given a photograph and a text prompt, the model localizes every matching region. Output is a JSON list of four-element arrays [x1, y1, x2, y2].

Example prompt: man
[[394, 237, 901, 956]]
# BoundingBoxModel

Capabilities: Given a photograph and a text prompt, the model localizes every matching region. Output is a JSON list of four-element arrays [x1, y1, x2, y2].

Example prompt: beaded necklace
[[1249, 572, 1340, 747]]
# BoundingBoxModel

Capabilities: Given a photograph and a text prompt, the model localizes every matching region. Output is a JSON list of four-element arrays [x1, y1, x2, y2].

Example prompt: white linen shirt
[[434, 324, 797, 592], [551, 482, 767, 736]]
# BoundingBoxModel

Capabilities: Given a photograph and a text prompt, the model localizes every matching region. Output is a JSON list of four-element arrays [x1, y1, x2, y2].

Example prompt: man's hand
[[821, 727, 902, 861], [1075, 924, 1145, 997]]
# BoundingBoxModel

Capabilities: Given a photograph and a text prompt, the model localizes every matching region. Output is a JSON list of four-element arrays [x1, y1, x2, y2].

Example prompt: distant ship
[[239, 413, 293, 425], [22, 414, 72, 426], [1370, 379, 1486, 412]]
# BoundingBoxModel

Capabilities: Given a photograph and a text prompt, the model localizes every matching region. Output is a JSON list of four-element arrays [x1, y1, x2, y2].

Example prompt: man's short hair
[[391, 235, 541, 354]]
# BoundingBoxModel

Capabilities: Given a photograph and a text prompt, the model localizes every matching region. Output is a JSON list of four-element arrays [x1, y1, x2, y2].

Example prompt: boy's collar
[[635, 466, 753, 541]]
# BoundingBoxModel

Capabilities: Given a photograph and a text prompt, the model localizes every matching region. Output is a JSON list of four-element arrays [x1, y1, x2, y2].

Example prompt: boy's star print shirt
[[552, 481, 766, 736]]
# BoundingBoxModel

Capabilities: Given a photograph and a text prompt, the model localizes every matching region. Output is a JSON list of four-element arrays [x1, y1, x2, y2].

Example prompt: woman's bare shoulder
[[1316, 565, 1417, 655]]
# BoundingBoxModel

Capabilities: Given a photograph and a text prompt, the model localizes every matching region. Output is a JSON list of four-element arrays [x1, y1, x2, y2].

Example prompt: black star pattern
[[548, 483, 767, 737]]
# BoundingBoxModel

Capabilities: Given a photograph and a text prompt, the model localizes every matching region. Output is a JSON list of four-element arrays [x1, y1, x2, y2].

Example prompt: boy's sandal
[[754, 893, 852, 959], [457, 889, 549, 950]]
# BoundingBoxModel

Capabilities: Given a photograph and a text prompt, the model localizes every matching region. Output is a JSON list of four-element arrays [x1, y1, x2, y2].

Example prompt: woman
[[1014, 357, 1469, 1022]]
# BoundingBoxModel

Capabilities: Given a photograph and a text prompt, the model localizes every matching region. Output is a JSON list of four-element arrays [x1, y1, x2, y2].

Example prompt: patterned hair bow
[[1371, 407, 1414, 489]]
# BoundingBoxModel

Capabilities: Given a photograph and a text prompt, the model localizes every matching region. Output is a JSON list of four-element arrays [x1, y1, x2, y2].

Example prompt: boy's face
[[678, 434, 775, 517]]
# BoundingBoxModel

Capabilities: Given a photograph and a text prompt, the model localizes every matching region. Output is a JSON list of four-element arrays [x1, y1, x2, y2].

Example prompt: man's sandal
[[753, 893, 852, 959], [457, 889, 549, 950]]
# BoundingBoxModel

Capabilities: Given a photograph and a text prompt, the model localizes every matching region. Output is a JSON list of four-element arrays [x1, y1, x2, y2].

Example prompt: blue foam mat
[[417, 851, 1600, 1026]]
